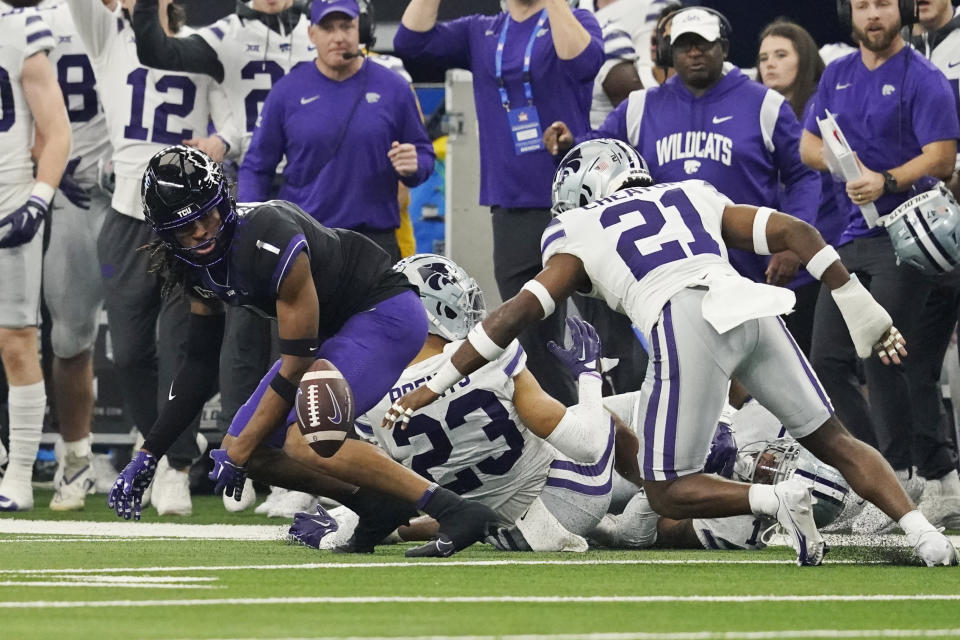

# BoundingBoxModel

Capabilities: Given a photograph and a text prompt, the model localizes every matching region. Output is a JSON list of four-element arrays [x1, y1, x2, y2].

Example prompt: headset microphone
[[342, 50, 365, 60]]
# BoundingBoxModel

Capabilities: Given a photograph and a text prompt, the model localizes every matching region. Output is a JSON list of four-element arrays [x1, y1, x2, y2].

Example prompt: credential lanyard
[[495, 10, 547, 111]]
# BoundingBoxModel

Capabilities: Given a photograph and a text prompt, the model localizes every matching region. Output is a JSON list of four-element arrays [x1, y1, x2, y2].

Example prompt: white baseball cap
[[670, 8, 723, 43]]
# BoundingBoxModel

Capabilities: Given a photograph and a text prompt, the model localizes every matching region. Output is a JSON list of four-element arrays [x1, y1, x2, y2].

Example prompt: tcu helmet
[[735, 438, 850, 528], [141, 145, 236, 267], [395, 254, 485, 341], [882, 184, 960, 274], [551, 139, 654, 215]]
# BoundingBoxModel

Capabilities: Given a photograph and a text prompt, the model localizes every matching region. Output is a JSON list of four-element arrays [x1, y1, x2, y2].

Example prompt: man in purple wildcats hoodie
[[546, 7, 820, 288]]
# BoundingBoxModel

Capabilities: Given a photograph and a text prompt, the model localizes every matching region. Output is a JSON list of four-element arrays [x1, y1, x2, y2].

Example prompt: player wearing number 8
[[386, 139, 959, 567]]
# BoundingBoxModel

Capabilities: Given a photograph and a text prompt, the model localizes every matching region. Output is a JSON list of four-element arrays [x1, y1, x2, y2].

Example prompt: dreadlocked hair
[[140, 240, 189, 298]]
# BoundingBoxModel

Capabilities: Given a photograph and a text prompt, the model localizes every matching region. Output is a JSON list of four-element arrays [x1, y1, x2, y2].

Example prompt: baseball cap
[[311, 0, 359, 24], [670, 8, 723, 43]]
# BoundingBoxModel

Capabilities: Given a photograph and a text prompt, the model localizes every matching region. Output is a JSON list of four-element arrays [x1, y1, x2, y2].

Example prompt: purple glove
[[59, 157, 91, 210], [704, 422, 738, 478], [209, 448, 247, 501], [0, 194, 48, 249], [107, 450, 158, 521], [547, 317, 602, 378], [289, 505, 340, 549]]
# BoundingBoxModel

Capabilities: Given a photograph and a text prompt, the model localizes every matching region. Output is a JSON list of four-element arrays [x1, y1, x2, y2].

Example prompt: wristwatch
[[881, 170, 898, 195]]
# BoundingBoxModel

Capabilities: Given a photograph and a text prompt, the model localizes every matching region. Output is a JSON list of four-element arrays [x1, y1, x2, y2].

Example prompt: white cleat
[[152, 457, 192, 516], [0, 477, 33, 512], [774, 479, 825, 566], [255, 486, 288, 515], [267, 490, 316, 518], [316, 506, 360, 550], [223, 478, 256, 512], [50, 451, 94, 511], [910, 529, 960, 567]]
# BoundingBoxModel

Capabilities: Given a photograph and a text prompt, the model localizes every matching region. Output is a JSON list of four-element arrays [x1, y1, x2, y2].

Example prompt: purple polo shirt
[[394, 10, 603, 209], [596, 68, 820, 283], [804, 46, 959, 245], [238, 59, 434, 231]]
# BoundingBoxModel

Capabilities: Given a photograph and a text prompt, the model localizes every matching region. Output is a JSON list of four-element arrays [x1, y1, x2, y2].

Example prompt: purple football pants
[[228, 290, 428, 448]]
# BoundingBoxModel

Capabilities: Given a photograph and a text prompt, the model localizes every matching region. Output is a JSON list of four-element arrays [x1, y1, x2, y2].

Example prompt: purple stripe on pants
[[642, 310, 665, 479], [229, 290, 428, 449], [661, 304, 680, 480], [776, 316, 833, 414]]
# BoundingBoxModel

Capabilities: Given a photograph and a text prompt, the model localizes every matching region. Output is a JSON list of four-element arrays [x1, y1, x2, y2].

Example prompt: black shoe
[[343, 487, 418, 553], [406, 489, 498, 558]]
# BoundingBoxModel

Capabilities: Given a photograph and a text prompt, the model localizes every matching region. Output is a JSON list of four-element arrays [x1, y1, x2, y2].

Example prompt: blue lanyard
[[495, 10, 547, 111]]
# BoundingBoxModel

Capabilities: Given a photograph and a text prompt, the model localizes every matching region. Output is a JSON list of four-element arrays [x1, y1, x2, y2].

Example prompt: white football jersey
[[361, 340, 556, 519], [195, 12, 313, 158], [542, 180, 736, 337], [0, 4, 56, 187], [66, 0, 231, 218], [36, 1, 110, 184], [590, 23, 637, 129], [917, 27, 960, 169], [693, 514, 770, 551]]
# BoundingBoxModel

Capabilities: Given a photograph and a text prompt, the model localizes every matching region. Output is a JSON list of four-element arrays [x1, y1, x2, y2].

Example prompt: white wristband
[[752, 207, 775, 255], [31, 181, 55, 206], [805, 245, 840, 280], [467, 323, 506, 361], [521, 279, 556, 319], [426, 359, 462, 394]]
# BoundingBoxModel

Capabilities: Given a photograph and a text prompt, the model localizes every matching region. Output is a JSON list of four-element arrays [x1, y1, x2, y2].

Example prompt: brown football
[[295, 359, 354, 458]]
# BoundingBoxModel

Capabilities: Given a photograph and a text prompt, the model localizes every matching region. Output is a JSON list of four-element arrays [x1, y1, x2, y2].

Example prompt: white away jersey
[[0, 5, 56, 186], [541, 180, 736, 337], [360, 340, 556, 518], [36, 1, 110, 183], [590, 23, 637, 129], [66, 0, 231, 218], [196, 12, 313, 157]]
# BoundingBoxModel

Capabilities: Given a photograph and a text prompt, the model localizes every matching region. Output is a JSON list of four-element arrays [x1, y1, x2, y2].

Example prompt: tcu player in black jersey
[[107, 145, 497, 555]]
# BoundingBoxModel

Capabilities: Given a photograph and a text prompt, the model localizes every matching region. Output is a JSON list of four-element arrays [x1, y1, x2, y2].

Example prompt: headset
[[357, 0, 376, 48], [654, 5, 732, 69], [836, 0, 918, 30]]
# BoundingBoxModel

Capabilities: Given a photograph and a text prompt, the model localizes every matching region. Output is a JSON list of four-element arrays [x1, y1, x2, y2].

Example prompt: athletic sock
[[748, 484, 779, 517], [5, 381, 46, 485], [63, 435, 92, 460]]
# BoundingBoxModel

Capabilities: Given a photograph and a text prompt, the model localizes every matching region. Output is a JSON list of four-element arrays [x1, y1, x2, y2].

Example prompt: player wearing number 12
[[386, 139, 959, 567]]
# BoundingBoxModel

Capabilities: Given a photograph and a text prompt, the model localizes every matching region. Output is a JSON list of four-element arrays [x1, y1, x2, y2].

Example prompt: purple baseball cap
[[311, 0, 359, 24]]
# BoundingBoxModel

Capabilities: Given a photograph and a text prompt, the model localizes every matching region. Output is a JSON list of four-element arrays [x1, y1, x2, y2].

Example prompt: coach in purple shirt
[[394, 0, 603, 405], [239, 0, 434, 262], [799, 0, 958, 520]]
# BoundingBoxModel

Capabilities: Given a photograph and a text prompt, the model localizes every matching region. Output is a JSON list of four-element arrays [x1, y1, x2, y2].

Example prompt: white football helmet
[[395, 254, 485, 341], [735, 438, 850, 528], [882, 183, 960, 274], [551, 138, 654, 215]]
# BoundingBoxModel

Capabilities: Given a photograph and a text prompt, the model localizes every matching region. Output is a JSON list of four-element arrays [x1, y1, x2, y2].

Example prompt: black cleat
[[406, 489, 498, 558]]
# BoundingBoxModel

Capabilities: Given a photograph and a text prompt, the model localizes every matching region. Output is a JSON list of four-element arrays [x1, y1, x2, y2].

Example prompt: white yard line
[[1, 594, 960, 609], [0, 581, 215, 589], [165, 631, 960, 640], [0, 519, 286, 540]]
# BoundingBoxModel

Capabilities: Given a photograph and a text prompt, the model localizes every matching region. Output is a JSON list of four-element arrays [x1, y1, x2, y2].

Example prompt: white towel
[[700, 273, 796, 334]]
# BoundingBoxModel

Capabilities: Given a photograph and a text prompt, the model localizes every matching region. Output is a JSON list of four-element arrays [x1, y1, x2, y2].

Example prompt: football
[[295, 359, 355, 458]]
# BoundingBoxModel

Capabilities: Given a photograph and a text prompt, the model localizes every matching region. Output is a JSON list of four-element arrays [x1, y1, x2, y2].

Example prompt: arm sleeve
[[771, 99, 820, 224], [237, 87, 286, 202], [397, 85, 436, 188], [65, 0, 119, 61], [393, 18, 474, 70], [132, 0, 225, 81], [142, 313, 224, 457], [557, 9, 604, 83]]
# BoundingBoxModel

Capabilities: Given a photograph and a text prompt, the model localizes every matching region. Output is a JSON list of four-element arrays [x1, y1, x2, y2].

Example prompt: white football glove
[[831, 275, 892, 359], [909, 529, 959, 567]]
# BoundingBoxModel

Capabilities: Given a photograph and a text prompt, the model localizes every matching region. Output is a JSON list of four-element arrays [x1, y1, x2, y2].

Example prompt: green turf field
[[1, 491, 959, 640]]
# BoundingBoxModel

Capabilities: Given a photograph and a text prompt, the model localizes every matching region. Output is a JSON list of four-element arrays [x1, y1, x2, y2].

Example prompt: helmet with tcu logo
[[141, 145, 236, 267], [395, 254, 485, 341], [882, 183, 960, 274], [551, 138, 654, 215], [734, 437, 850, 528]]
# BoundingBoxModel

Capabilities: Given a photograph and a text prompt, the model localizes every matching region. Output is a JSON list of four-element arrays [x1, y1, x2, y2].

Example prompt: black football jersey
[[186, 200, 412, 336]]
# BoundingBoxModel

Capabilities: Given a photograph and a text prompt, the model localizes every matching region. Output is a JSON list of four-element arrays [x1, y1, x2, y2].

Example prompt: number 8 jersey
[[544, 179, 745, 338]]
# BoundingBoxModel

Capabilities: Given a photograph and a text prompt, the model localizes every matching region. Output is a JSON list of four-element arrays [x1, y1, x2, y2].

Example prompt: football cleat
[[773, 479, 825, 566], [289, 505, 340, 548], [223, 478, 256, 512], [152, 456, 192, 516], [50, 451, 94, 511], [267, 490, 316, 518], [406, 494, 499, 558], [0, 477, 33, 511], [255, 486, 288, 515]]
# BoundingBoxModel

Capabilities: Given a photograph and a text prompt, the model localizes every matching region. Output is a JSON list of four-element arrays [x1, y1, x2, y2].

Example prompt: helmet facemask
[[395, 254, 486, 341]]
